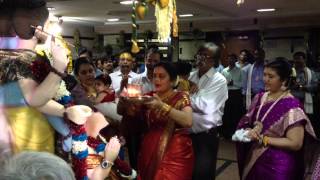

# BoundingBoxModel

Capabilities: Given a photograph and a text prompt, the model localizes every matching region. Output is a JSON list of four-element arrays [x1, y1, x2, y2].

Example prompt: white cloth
[[245, 65, 254, 110], [109, 70, 139, 95], [305, 68, 313, 114], [95, 100, 122, 122], [189, 68, 228, 133], [131, 71, 155, 94], [232, 129, 251, 142], [241, 63, 252, 94]]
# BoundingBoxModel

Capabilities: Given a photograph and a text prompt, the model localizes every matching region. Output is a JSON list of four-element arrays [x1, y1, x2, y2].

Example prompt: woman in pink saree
[[236, 59, 318, 180]]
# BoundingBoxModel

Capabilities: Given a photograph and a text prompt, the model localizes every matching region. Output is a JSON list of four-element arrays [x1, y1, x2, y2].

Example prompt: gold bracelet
[[161, 103, 172, 115], [263, 136, 269, 147]]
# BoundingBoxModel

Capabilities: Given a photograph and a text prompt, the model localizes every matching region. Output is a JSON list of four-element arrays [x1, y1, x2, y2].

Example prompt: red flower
[[30, 59, 51, 83]]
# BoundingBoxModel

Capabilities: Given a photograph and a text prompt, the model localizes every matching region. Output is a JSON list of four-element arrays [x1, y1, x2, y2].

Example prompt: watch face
[[101, 161, 111, 169]]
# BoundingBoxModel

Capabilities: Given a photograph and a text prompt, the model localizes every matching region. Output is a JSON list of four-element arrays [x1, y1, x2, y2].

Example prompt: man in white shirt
[[189, 43, 228, 180], [109, 52, 139, 95], [123, 47, 162, 168], [221, 54, 244, 139], [131, 47, 162, 94]]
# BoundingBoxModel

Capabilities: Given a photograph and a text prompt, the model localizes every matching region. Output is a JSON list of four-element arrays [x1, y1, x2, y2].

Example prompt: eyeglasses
[[194, 54, 212, 61]]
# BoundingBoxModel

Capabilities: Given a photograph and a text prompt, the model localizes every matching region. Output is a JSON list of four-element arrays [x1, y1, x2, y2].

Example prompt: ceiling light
[[106, 18, 120, 22], [257, 8, 276, 12], [120, 0, 137, 5], [47, 7, 56, 11], [179, 14, 194, 17]]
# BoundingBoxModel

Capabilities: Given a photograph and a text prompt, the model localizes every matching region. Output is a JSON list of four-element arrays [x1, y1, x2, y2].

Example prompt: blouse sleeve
[[174, 91, 191, 110]]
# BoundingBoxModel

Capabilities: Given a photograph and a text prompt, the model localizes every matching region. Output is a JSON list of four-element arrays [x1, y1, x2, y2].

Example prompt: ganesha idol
[[0, 0, 82, 154], [0, 1, 136, 179]]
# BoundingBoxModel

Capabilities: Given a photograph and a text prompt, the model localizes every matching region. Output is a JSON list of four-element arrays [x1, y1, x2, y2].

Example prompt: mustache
[[196, 60, 206, 66], [121, 65, 130, 68]]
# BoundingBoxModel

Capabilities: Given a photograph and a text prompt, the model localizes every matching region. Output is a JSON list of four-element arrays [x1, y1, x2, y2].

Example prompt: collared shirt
[[215, 64, 224, 73], [131, 70, 155, 94], [189, 68, 228, 133], [291, 68, 318, 101], [221, 66, 243, 90], [109, 70, 139, 94], [242, 63, 264, 95]]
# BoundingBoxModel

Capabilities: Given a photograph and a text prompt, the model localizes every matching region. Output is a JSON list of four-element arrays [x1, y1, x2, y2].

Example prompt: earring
[[280, 83, 286, 91]]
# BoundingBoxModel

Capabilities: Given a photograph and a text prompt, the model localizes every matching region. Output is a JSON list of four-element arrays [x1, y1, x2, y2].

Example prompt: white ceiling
[[46, 0, 320, 33]]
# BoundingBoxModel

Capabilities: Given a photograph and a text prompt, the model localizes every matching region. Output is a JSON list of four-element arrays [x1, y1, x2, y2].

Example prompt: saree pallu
[[138, 91, 194, 180], [236, 93, 317, 180]]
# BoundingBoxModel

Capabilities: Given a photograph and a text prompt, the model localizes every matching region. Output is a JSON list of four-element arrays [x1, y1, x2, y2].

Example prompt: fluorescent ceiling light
[[257, 8, 276, 12], [120, 0, 137, 5], [107, 18, 120, 22], [179, 14, 194, 17], [47, 7, 56, 11]]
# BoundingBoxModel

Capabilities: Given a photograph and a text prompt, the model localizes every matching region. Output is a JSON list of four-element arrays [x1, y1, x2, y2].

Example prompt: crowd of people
[[0, 0, 320, 180]]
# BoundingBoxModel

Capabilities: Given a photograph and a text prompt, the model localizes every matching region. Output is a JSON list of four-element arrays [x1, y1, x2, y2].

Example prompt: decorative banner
[[131, 0, 140, 54], [172, 0, 178, 38], [131, 0, 178, 49], [155, 0, 176, 42]]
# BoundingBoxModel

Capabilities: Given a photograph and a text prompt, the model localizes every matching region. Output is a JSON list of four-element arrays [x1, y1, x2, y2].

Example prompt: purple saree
[[236, 92, 317, 180]]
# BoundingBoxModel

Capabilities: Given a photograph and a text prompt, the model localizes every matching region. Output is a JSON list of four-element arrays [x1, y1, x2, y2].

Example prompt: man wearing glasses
[[189, 42, 228, 180]]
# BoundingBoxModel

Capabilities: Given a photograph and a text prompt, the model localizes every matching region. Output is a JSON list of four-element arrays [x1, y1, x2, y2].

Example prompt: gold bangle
[[263, 136, 269, 147], [161, 103, 172, 115]]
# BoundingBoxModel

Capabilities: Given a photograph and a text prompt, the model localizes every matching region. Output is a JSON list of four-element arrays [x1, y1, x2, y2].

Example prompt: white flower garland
[[54, 80, 71, 101], [35, 44, 71, 101], [72, 140, 88, 154]]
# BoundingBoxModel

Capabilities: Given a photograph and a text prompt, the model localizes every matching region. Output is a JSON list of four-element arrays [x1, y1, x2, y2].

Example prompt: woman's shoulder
[[174, 90, 190, 99], [172, 91, 191, 109], [283, 93, 302, 107]]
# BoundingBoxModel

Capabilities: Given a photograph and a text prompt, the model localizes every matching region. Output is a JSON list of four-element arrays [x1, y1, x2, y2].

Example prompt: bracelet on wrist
[[161, 103, 172, 116], [262, 136, 269, 147], [50, 66, 67, 78]]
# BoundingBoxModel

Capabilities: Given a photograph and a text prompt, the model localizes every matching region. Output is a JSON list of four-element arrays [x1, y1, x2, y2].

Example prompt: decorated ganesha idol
[[0, 0, 89, 155]]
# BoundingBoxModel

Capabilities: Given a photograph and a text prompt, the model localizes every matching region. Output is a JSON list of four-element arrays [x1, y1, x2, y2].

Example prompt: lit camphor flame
[[126, 84, 142, 97]]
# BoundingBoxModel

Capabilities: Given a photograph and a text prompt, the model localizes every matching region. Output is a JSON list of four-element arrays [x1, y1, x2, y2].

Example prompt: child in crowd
[[92, 74, 115, 104], [175, 61, 193, 92]]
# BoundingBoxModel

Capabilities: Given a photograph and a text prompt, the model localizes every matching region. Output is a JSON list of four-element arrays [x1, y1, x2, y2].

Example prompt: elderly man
[[189, 42, 228, 180], [110, 52, 139, 95]]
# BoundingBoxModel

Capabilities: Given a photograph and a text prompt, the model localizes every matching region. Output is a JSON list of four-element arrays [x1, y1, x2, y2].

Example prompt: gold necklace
[[158, 90, 175, 102], [267, 91, 286, 101]]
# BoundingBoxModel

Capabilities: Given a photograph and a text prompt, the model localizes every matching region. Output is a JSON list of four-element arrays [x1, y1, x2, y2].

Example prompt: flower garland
[[35, 32, 72, 99], [87, 136, 133, 177], [69, 121, 89, 180]]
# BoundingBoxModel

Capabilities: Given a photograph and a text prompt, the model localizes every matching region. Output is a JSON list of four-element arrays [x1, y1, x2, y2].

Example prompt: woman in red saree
[[236, 59, 318, 180], [118, 62, 194, 180]]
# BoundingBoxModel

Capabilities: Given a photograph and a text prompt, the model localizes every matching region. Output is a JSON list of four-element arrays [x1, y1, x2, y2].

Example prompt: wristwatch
[[101, 159, 114, 169]]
